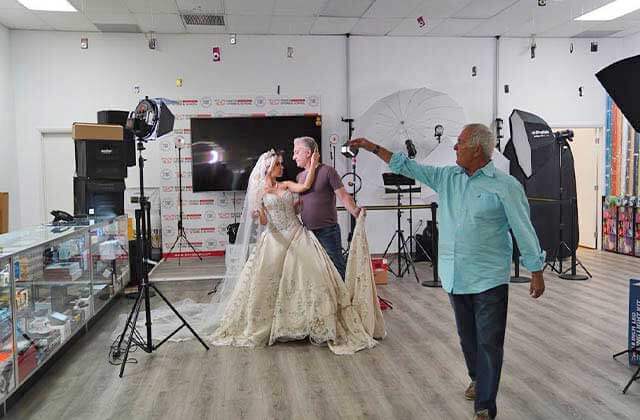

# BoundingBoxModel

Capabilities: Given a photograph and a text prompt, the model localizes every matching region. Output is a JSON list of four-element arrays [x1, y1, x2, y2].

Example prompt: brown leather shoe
[[464, 381, 476, 400]]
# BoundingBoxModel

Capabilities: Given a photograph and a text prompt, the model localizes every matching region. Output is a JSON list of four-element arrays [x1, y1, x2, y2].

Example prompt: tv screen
[[191, 116, 322, 192]]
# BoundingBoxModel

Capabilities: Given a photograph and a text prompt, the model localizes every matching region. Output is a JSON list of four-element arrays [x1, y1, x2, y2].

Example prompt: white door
[[555, 128, 600, 249], [42, 133, 75, 221]]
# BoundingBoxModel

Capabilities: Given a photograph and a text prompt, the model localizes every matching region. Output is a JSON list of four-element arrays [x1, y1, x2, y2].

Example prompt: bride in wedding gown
[[141, 149, 384, 355], [209, 149, 385, 354]]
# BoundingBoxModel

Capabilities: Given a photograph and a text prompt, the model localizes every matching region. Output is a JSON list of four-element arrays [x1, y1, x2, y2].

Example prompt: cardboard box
[[374, 269, 388, 285], [372, 257, 389, 285], [0, 192, 7, 234], [72, 123, 123, 141]]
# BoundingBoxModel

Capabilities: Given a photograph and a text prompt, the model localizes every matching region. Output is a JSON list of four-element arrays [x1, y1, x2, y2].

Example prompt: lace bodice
[[263, 190, 301, 232]]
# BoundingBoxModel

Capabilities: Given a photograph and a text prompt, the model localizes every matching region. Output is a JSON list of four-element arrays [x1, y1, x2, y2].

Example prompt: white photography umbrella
[[353, 88, 466, 203]]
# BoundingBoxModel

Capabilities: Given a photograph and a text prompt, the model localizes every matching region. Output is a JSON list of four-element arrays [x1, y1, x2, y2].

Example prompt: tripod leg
[[119, 290, 145, 377], [399, 232, 420, 283], [622, 366, 640, 394], [382, 230, 401, 277], [167, 234, 181, 254], [411, 236, 432, 265], [115, 287, 143, 350], [150, 283, 210, 351], [382, 230, 398, 260], [182, 232, 204, 261]]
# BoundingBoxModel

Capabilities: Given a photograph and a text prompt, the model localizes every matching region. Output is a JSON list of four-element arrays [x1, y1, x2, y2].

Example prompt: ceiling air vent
[[182, 14, 225, 26]]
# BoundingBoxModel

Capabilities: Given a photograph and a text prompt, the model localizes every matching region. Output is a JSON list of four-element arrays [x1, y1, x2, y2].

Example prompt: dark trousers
[[311, 224, 346, 280], [449, 284, 509, 419]]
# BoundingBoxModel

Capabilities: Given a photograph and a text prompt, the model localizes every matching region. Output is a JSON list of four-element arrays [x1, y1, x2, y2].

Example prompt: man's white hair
[[464, 123, 496, 160], [293, 136, 318, 152]]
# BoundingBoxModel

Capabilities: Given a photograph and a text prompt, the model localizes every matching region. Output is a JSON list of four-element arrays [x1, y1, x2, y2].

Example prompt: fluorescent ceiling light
[[17, 0, 77, 12], [575, 0, 640, 21]]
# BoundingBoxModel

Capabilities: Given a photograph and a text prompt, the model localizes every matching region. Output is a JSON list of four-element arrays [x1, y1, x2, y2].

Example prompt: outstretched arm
[[283, 151, 320, 193], [348, 138, 393, 163]]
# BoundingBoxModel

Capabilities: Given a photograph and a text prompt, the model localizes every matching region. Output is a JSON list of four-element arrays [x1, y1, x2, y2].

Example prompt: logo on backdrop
[[204, 211, 217, 223], [206, 239, 219, 249], [201, 97, 212, 108], [160, 140, 173, 153], [161, 168, 173, 180], [161, 198, 174, 209], [255, 96, 266, 107], [164, 226, 175, 238], [307, 96, 320, 107]]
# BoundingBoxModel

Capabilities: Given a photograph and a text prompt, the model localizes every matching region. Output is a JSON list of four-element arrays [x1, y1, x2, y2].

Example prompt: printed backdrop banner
[[630, 279, 640, 366], [159, 95, 321, 258]]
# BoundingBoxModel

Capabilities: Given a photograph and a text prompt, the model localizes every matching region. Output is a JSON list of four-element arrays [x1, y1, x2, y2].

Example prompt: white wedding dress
[[209, 190, 385, 354]]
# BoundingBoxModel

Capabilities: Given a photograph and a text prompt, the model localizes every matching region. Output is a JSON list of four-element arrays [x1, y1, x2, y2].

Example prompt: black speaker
[[98, 110, 136, 167], [73, 177, 125, 217], [75, 140, 127, 179]]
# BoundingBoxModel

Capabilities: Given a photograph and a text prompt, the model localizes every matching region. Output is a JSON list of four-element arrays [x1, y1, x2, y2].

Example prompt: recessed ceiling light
[[17, 0, 77, 12], [575, 0, 640, 21]]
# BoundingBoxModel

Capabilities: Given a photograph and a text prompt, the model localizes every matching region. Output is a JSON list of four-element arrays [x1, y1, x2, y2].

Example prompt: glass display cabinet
[[0, 216, 129, 412]]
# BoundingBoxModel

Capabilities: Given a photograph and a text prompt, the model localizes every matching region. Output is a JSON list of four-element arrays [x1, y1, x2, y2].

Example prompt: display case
[[0, 257, 15, 400], [0, 216, 128, 409]]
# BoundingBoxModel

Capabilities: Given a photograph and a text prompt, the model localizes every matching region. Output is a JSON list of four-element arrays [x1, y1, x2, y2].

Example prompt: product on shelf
[[44, 262, 82, 282]]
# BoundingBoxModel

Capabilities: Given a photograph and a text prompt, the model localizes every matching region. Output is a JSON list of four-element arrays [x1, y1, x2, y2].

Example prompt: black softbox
[[596, 55, 640, 132], [503, 109, 579, 259]]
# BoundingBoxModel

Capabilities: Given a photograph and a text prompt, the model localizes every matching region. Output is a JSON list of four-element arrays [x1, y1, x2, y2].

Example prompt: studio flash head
[[341, 142, 359, 158]]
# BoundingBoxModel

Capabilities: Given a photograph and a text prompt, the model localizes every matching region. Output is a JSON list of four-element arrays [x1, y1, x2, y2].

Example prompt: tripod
[[112, 139, 209, 377], [166, 143, 203, 265], [381, 173, 427, 283], [543, 136, 591, 280], [613, 345, 640, 394]]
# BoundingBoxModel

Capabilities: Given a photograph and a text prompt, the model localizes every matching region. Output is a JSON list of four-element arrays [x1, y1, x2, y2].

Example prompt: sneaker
[[464, 381, 476, 400], [473, 409, 491, 419]]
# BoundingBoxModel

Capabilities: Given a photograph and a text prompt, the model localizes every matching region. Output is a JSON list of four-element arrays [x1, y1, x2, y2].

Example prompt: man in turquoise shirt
[[350, 124, 545, 420]]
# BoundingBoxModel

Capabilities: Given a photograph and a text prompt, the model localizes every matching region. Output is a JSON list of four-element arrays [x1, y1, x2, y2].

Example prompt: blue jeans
[[449, 284, 508, 419], [311, 224, 346, 280]]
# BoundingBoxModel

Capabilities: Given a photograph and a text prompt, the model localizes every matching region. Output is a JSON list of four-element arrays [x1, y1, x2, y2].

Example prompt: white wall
[[497, 37, 628, 128], [0, 24, 17, 229], [8, 30, 633, 253], [10, 31, 347, 228]]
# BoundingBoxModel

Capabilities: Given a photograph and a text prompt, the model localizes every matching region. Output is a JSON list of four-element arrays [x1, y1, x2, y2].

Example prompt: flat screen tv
[[191, 115, 322, 192]]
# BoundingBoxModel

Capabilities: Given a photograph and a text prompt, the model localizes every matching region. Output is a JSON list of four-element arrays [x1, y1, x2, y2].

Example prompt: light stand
[[543, 131, 591, 280], [381, 173, 422, 283], [510, 232, 531, 283], [341, 117, 358, 247], [112, 98, 208, 377], [166, 139, 203, 265]]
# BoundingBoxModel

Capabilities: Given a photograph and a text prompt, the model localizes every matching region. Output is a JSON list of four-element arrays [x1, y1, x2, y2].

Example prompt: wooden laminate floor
[[5, 249, 640, 419]]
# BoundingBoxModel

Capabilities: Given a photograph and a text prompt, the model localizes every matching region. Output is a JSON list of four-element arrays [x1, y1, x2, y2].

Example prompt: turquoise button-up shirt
[[389, 153, 545, 294]]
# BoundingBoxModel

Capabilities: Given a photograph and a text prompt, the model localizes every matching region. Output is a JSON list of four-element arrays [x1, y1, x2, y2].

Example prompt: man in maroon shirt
[[293, 136, 361, 279]]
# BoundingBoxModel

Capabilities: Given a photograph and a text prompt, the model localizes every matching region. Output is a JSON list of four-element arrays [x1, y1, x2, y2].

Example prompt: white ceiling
[[0, 0, 638, 38]]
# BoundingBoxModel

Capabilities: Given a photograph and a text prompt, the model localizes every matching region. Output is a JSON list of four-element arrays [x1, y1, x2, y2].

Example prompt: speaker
[[75, 140, 127, 179], [98, 110, 136, 167], [73, 177, 125, 217]]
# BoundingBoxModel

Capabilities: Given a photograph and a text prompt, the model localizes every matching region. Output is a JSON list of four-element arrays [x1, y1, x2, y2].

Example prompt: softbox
[[596, 55, 640, 132], [503, 109, 579, 259]]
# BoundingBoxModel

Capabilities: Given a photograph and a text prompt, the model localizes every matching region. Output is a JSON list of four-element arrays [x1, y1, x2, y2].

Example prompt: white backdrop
[[158, 95, 320, 257]]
